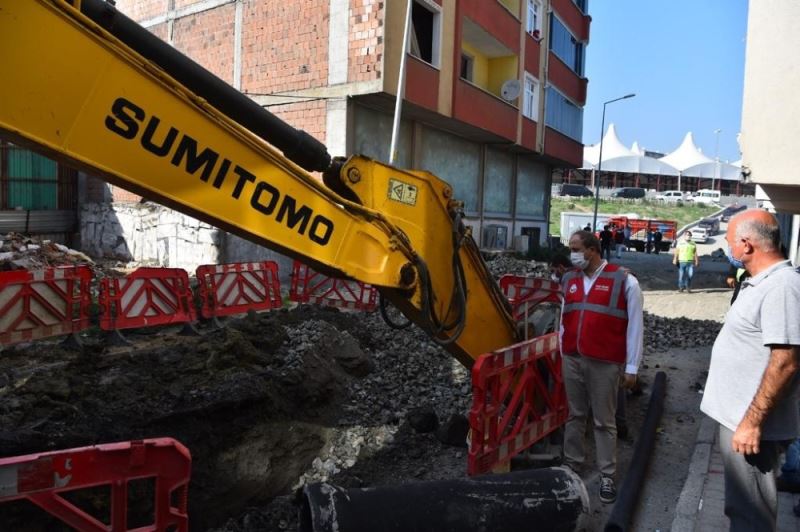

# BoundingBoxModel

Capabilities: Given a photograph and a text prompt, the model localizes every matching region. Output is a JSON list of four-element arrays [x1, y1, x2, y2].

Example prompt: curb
[[670, 416, 717, 532]]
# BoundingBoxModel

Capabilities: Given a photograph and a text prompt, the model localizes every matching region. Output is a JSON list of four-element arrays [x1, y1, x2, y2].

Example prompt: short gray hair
[[733, 215, 780, 252]]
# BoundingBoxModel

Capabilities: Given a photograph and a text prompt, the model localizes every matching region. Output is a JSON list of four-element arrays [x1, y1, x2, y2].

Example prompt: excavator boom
[[0, 0, 519, 366]]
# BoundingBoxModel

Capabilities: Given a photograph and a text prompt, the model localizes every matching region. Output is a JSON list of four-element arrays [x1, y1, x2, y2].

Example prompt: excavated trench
[[0, 305, 473, 531]]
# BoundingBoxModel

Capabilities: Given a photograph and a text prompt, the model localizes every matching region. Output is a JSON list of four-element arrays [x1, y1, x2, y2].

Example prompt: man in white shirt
[[560, 230, 644, 504]]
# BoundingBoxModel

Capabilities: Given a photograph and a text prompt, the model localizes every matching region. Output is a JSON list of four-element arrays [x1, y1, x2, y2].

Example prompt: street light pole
[[592, 93, 636, 231], [712, 128, 721, 191]]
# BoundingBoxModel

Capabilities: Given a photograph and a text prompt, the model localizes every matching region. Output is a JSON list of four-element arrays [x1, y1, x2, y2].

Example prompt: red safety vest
[[561, 263, 628, 364]]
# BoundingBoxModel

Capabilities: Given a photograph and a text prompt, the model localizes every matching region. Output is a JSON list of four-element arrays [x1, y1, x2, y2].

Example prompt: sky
[[582, 0, 748, 163]]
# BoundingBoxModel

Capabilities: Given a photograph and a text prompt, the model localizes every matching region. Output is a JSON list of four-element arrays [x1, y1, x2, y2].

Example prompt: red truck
[[607, 216, 678, 253]]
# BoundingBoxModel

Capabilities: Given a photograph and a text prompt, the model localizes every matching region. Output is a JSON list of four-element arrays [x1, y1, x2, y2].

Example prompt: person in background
[[560, 230, 644, 504], [624, 224, 632, 249], [549, 254, 573, 283], [600, 225, 614, 261], [673, 232, 699, 293], [700, 209, 800, 530], [584, 223, 592, 232], [614, 227, 626, 259], [653, 228, 663, 255]]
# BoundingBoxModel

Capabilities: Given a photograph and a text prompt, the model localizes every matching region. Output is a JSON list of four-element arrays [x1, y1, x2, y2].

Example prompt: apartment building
[[89, 0, 590, 258]]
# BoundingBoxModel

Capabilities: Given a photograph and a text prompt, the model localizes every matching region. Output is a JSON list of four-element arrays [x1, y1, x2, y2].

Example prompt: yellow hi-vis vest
[[676, 241, 697, 262]]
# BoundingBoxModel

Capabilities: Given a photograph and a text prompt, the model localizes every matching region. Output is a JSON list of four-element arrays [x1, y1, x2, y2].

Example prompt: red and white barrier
[[0, 265, 92, 346], [468, 333, 567, 476], [196, 261, 282, 319], [498, 274, 562, 321], [0, 438, 191, 531], [99, 267, 196, 331], [289, 260, 378, 311]]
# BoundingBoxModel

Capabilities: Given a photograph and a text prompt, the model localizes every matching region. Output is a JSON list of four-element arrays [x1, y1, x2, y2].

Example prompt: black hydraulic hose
[[301, 467, 589, 532], [78, 0, 332, 173], [604, 371, 668, 532]]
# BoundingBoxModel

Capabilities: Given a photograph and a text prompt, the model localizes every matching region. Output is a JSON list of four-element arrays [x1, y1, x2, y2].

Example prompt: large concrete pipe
[[300, 466, 589, 532], [605, 371, 668, 532]]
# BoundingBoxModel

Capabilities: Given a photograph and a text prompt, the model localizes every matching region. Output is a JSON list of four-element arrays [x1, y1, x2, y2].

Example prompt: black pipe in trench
[[604, 371, 668, 532], [301, 466, 590, 532]]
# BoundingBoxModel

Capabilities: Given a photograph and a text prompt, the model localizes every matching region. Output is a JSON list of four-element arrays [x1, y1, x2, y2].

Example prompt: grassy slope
[[549, 198, 718, 236]]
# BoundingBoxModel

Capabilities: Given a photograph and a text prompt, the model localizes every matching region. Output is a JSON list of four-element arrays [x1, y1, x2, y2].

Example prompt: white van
[[655, 190, 686, 203], [689, 189, 721, 205]]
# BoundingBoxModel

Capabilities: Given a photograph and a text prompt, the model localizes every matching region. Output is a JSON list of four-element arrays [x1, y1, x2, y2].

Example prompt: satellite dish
[[500, 79, 521, 102]]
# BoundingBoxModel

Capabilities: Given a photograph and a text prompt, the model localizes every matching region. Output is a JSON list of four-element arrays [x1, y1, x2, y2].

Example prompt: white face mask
[[570, 251, 589, 270]]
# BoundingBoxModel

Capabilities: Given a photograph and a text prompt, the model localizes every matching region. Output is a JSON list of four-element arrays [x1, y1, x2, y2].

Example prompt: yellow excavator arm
[[0, 0, 519, 366]]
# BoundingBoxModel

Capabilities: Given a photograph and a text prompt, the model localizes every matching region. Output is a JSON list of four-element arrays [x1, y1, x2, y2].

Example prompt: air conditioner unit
[[482, 225, 508, 249]]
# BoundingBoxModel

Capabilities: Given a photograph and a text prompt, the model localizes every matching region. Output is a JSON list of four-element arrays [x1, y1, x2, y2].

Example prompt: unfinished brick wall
[[241, 1, 330, 95], [348, 0, 384, 82], [267, 100, 328, 145], [114, 0, 169, 22], [173, 4, 236, 84]]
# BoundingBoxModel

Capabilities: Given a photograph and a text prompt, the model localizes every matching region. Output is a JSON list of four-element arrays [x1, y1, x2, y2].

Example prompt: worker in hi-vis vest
[[673, 231, 699, 293], [560, 230, 644, 505]]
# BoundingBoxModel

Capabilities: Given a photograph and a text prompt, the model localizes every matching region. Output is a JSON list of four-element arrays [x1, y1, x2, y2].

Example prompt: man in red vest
[[560, 230, 644, 504]]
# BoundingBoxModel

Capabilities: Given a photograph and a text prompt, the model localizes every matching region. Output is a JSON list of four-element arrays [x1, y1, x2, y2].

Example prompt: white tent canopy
[[659, 132, 714, 171], [582, 123, 633, 167], [600, 155, 680, 176], [582, 124, 678, 175], [681, 161, 742, 180]]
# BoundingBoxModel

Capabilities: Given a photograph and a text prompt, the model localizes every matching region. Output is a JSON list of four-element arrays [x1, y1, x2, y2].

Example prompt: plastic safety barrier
[[0, 265, 92, 346], [468, 333, 567, 476], [0, 438, 191, 531], [498, 275, 562, 321], [196, 261, 282, 319], [99, 268, 196, 331], [289, 261, 378, 311]]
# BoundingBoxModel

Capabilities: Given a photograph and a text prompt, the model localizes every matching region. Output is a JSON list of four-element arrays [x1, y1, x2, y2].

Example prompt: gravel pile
[[485, 253, 550, 279], [643, 313, 722, 354]]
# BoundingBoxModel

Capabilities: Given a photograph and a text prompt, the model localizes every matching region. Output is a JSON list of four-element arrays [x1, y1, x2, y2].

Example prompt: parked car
[[558, 184, 594, 197], [690, 226, 709, 243], [721, 203, 747, 222], [655, 190, 686, 203], [687, 189, 721, 205], [698, 217, 721, 235], [610, 187, 646, 199]]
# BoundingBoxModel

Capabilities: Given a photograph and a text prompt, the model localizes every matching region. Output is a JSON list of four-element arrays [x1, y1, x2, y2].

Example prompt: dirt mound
[[0, 305, 472, 531]]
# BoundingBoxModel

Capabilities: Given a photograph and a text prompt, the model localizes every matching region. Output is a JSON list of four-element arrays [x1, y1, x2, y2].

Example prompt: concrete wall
[[80, 202, 220, 270], [79, 202, 295, 285]]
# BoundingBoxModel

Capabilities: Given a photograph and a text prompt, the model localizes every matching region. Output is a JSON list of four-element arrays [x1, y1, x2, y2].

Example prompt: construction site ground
[[0, 232, 750, 531]]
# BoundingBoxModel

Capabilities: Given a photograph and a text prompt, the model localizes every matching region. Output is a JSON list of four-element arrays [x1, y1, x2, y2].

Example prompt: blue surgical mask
[[726, 248, 744, 269]]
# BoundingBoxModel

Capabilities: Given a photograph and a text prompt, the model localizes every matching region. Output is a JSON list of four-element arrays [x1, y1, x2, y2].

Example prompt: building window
[[545, 86, 584, 142], [526, 0, 542, 36], [484, 148, 513, 216], [522, 73, 540, 121], [420, 127, 480, 213], [409, 0, 441, 67], [460, 53, 475, 82], [549, 16, 585, 76], [516, 156, 547, 218]]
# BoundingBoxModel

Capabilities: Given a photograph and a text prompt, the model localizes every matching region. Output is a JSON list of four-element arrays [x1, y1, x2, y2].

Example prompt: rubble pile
[[485, 253, 549, 279], [0, 232, 93, 271]]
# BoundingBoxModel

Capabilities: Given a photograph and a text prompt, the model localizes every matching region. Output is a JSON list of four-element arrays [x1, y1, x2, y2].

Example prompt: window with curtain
[[545, 86, 584, 142], [523, 73, 540, 121], [549, 16, 585, 76]]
